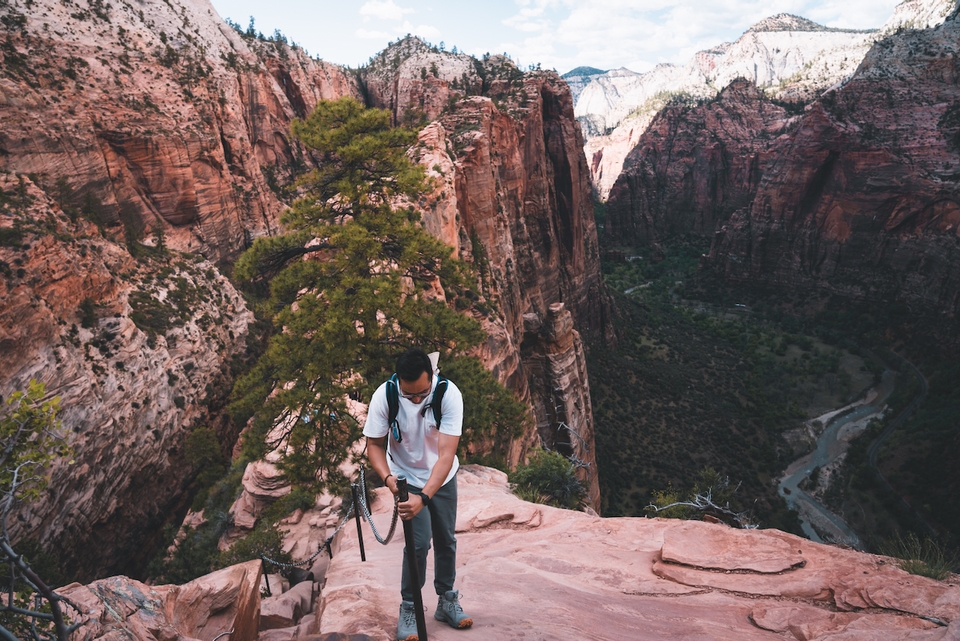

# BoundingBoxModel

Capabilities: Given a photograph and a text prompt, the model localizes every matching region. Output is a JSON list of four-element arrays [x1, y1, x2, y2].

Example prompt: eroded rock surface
[[317, 465, 960, 641], [606, 79, 795, 246], [61, 559, 262, 641], [0, 0, 358, 579], [0, 175, 253, 580], [0, 0, 360, 260], [577, 0, 957, 199]]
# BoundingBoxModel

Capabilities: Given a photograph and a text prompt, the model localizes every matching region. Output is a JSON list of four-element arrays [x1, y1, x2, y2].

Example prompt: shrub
[[510, 449, 585, 509], [79, 297, 98, 328], [879, 532, 958, 581]]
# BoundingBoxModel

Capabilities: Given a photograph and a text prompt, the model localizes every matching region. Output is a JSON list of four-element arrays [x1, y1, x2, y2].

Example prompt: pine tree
[[231, 97, 485, 493]]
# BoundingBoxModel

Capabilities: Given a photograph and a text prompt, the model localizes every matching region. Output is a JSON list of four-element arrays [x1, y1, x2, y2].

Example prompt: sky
[[208, 0, 907, 74]]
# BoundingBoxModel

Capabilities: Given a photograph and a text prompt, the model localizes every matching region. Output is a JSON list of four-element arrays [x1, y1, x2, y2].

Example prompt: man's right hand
[[386, 475, 399, 496]]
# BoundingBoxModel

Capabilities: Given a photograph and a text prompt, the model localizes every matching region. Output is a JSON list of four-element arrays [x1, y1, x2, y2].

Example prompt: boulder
[[59, 560, 262, 641]]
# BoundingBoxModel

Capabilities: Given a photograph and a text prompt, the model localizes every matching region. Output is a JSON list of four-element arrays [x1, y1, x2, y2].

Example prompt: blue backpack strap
[[386, 374, 401, 443], [422, 376, 448, 426]]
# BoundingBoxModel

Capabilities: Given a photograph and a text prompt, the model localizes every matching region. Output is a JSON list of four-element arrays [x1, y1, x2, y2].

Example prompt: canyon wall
[[0, 0, 360, 579], [0, 175, 253, 580], [709, 8, 960, 337], [362, 41, 611, 506], [606, 79, 796, 246], [578, 0, 958, 200], [0, 3, 610, 581]]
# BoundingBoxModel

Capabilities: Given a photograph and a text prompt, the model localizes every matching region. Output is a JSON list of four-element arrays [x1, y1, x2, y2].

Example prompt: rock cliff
[[363, 42, 611, 505], [605, 79, 796, 246], [0, 174, 253, 580], [0, 0, 361, 261], [576, 0, 958, 199], [708, 7, 960, 339], [0, 0, 359, 579]]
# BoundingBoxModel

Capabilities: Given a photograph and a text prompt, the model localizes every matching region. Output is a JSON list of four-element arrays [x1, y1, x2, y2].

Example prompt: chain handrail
[[261, 467, 399, 571]]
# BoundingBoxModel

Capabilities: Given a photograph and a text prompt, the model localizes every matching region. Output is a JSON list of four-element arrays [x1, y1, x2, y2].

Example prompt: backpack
[[385, 374, 448, 443]]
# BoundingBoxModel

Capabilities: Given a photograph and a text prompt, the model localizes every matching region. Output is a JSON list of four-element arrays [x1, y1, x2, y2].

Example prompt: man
[[364, 348, 474, 641]]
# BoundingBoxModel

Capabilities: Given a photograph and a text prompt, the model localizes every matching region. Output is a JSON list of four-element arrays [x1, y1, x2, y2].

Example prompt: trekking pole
[[351, 484, 367, 562], [397, 475, 428, 641]]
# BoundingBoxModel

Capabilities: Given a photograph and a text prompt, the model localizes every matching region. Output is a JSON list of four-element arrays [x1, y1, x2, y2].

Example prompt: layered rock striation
[[0, 174, 253, 580], [605, 79, 797, 246], [0, 0, 360, 261], [0, 0, 360, 578], [709, 7, 960, 338]]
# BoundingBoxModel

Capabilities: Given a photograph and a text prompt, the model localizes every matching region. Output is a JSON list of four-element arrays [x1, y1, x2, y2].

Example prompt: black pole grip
[[397, 475, 409, 502]]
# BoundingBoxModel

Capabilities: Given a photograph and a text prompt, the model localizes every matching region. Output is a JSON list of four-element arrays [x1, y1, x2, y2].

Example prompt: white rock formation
[[576, 0, 958, 199]]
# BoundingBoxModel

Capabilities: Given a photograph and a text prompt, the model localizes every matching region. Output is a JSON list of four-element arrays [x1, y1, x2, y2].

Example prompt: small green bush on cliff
[[0, 381, 77, 640], [879, 532, 959, 581], [510, 449, 585, 509]]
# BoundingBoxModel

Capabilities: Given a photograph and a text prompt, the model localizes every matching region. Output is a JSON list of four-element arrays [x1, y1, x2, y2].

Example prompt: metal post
[[397, 475, 427, 641], [351, 484, 367, 562]]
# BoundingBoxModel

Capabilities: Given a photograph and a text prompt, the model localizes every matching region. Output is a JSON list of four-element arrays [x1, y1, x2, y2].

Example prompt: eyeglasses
[[399, 382, 432, 401]]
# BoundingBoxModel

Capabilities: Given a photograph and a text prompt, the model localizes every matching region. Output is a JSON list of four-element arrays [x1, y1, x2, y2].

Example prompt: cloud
[[359, 0, 414, 22], [501, 0, 902, 73], [356, 28, 394, 39], [400, 21, 441, 39]]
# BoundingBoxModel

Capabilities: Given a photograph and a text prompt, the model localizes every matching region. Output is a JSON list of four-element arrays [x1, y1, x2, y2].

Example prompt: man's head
[[396, 348, 433, 402]]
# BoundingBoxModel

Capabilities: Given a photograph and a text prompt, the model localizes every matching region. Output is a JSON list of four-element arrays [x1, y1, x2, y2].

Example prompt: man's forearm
[[421, 433, 459, 499]]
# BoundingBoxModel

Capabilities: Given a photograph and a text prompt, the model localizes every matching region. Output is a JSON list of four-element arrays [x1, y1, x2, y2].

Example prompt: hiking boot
[[397, 600, 419, 641], [435, 589, 473, 629]]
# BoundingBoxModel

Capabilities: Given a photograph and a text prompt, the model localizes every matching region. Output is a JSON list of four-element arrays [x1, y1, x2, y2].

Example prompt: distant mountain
[[573, 0, 958, 199], [747, 13, 871, 33], [563, 66, 607, 77], [562, 66, 608, 103]]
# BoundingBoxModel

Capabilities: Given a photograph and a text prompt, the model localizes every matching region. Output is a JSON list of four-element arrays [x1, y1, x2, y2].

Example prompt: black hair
[[396, 348, 432, 382]]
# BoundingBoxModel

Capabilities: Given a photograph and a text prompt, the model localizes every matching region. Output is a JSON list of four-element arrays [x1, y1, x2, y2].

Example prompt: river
[[777, 370, 897, 549]]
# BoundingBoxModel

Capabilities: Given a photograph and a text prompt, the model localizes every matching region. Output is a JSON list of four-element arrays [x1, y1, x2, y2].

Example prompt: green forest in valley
[[591, 237, 960, 555], [590, 241, 876, 533]]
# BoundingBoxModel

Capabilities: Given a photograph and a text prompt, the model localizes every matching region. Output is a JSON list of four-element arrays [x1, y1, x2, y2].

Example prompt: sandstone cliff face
[[364, 44, 610, 505], [0, 0, 360, 261], [0, 0, 361, 579], [709, 9, 960, 335], [605, 80, 796, 246], [0, 174, 254, 580], [575, 18, 873, 199]]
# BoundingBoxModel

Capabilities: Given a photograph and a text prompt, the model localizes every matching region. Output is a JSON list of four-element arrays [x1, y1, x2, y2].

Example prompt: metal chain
[[354, 466, 400, 545], [261, 468, 399, 570]]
